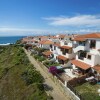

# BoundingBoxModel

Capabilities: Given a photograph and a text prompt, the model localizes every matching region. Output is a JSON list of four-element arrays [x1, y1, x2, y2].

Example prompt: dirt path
[[24, 48, 70, 100]]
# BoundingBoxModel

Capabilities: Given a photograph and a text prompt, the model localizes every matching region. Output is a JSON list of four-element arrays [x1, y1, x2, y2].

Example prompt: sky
[[0, 0, 100, 36]]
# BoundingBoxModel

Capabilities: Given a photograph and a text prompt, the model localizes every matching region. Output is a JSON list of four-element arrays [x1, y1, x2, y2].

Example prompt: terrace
[[58, 72, 72, 82], [64, 68, 78, 78]]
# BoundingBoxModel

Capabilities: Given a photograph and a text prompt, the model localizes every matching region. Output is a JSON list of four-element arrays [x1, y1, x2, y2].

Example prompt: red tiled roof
[[22, 38, 35, 43], [39, 40, 47, 44], [58, 55, 68, 61], [44, 40, 54, 44], [58, 34, 66, 38], [53, 43, 61, 47], [93, 65, 100, 73], [53, 36, 58, 39], [38, 36, 48, 39], [43, 51, 52, 56], [41, 36, 48, 39], [39, 40, 53, 44], [73, 38, 86, 41], [60, 46, 72, 49], [71, 60, 91, 70], [73, 33, 100, 41]]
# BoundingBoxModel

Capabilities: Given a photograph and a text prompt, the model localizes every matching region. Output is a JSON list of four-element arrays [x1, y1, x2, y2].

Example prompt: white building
[[71, 33, 100, 75], [50, 35, 75, 65], [38, 40, 54, 49]]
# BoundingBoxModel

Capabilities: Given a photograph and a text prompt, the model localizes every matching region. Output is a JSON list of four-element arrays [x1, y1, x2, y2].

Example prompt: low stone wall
[[35, 59, 80, 100]]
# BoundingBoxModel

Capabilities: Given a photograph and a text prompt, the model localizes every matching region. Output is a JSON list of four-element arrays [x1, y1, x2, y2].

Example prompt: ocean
[[0, 36, 25, 44]]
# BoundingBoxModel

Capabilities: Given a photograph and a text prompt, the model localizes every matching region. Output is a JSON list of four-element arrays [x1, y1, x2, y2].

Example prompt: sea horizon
[[0, 36, 25, 44]]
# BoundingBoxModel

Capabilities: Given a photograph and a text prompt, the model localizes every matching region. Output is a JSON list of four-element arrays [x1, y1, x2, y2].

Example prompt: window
[[79, 41, 82, 45], [78, 51, 87, 60], [35, 41, 38, 43], [69, 38, 72, 41], [50, 45, 52, 48], [62, 49, 69, 55], [90, 40, 96, 49], [54, 46, 56, 50], [87, 54, 91, 60], [65, 49, 69, 53], [39, 38, 41, 40], [64, 41, 68, 45]]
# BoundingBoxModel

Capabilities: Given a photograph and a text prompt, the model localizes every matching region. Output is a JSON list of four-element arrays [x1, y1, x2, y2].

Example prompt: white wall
[[60, 40, 64, 46], [76, 53, 100, 66], [85, 40, 90, 51], [96, 40, 100, 50], [42, 44, 50, 49]]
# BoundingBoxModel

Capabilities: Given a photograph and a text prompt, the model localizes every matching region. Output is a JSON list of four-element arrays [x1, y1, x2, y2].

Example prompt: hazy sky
[[0, 0, 100, 36]]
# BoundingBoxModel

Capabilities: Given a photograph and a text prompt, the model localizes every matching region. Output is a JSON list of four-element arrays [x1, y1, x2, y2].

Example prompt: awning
[[43, 51, 52, 56], [60, 46, 72, 49], [58, 55, 68, 61], [71, 60, 91, 70]]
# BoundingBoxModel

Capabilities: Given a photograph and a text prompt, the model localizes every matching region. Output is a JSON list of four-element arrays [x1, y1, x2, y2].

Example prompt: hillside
[[0, 45, 48, 100]]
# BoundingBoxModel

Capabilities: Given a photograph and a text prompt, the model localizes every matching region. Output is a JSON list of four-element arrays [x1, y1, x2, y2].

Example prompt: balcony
[[73, 45, 85, 53]]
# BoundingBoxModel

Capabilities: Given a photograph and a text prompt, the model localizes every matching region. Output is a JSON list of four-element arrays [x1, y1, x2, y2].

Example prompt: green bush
[[38, 56, 46, 62], [22, 65, 44, 85], [37, 83, 44, 91], [34, 55, 39, 59], [34, 55, 46, 62], [43, 61, 59, 68]]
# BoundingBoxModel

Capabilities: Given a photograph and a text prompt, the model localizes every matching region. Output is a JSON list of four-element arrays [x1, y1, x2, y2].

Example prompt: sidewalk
[[24, 48, 70, 100]]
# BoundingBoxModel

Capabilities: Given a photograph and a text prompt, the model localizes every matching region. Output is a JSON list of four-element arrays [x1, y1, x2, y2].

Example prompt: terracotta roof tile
[[53, 43, 61, 47], [58, 34, 66, 38], [39, 40, 54, 44], [43, 51, 52, 56], [44, 40, 54, 44], [71, 60, 91, 70], [60, 46, 72, 49], [73, 38, 86, 41], [38, 36, 48, 39], [93, 65, 100, 73], [22, 38, 35, 43], [73, 33, 100, 41], [39, 40, 47, 44], [58, 55, 68, 61]]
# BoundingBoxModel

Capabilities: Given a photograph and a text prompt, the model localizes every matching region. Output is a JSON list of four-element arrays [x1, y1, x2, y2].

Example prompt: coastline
[[0, 43, 14, 46], [0, 36, 23, 45]]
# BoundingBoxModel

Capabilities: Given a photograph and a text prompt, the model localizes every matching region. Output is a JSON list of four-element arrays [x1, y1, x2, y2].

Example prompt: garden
[[75, 82, 100, 100], [43, 60, 60, 68]]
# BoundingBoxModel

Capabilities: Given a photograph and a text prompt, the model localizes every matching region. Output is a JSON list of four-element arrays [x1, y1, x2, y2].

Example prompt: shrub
[[37, 83, 44, 91], [43, 61, 59, 68], [21, 65, 44, 85], [38, 56, 46, 62]]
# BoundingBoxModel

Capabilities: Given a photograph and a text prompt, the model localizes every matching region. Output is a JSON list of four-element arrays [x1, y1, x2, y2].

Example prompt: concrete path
[[24, 48, 70, 100]]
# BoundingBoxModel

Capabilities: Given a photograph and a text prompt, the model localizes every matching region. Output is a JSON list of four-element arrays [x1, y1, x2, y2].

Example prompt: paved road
[[24, 48, 70, 100]]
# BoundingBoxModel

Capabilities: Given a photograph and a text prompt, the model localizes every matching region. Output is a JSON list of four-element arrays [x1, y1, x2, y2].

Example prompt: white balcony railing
[[73, 45, 85, 53]]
